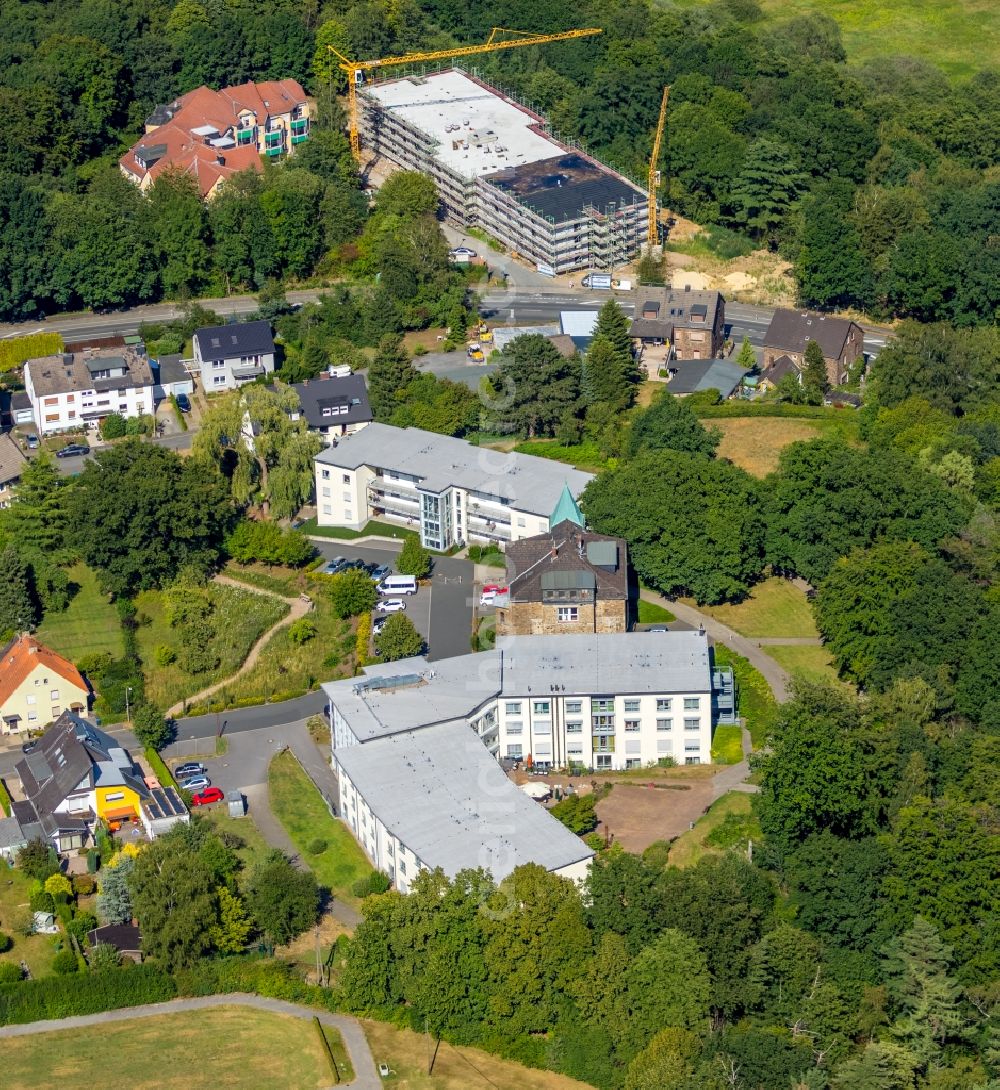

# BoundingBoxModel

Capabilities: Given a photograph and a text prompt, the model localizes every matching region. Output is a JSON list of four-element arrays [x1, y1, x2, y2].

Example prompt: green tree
[[396, 537, 431, 578], [0, 452, 69, 558], [20, 843, 60, 883], [245, 850, 320, 949], [0, 544, 37, 638], [69, 441, 233, 597], [831, 1042, 919, 1090], [209, 886, 253, 954], [736, 336, 757, 370], [795, 179, 874, 311], [375, 170, 439, 218], [628, 390, 721, 457], [194, 385, 322, 519], [624, 1027, 702, 1090], [483, 334, 583, 438], [582, 452, 766, 603], [582, 334, 632, 411], [367, 336, 419, 421], [131, 703, 172, 751], [100, 413, 127, 440], [375, 613, 424, 662], [129, 828, 219, 970], [87, 943, 123, 972], [748, 923, 823, 1021], [802, 338, 829, 404], [955, 604, 1000, 730], [147, 169, 212, 297], [622, 929, 712, 1050], [96, 853, 135, 925], [328, 569, 378, 618], [549, 794, 598, 835], [586, 850, 667, 954], [592, 299, 638, 381], [730, 137, 808, 243]]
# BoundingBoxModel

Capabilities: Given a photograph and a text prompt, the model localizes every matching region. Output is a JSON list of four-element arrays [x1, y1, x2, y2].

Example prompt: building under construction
[[361, 69, 647, 274]]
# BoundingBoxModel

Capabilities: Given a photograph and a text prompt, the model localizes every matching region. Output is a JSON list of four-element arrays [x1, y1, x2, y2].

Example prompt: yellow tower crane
[[329, 27, 603, 161], [647, 85, 670, 247]]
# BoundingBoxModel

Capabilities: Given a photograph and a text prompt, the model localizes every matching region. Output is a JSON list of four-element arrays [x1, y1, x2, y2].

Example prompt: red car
[[190, 786, 224, 807], [481, 584, 509, 595]]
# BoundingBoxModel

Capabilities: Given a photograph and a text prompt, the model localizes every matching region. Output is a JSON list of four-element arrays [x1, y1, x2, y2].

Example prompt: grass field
[[667, 791, 759, 869], [511, 439, 609, 472], [198, 809, 274, 874], [707, 416, 823, 477], [2, 1007, 344, 1090], [637, 598, 676, 624], [766, 643, 853, 691], [269, 750, 371, 907], [35, 563, 122, 662], [298, 517, 417, 542], [362, 1019, 596, 1090], [0, 863, 61, 979], [683, 577, 818, 638], [710, 723, 744, 765], [713, 644, 779, 748]]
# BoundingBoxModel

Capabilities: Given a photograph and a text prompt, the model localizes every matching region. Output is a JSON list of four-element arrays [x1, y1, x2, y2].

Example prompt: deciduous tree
[[374, 613, 424, 662]]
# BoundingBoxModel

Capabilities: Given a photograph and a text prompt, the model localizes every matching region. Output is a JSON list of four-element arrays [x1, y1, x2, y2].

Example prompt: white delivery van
[[378, 574, 418, 596]]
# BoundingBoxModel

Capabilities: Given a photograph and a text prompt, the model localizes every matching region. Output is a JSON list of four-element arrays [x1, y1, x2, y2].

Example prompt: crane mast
[[647, 85, 670, 247]]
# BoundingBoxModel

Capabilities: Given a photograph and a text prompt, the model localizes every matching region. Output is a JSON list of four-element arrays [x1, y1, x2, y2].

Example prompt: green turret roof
[[550, 482, 585, 529]]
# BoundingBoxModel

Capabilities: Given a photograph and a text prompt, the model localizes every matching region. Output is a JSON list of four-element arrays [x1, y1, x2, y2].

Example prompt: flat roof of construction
[[363, 69, 567, 181]]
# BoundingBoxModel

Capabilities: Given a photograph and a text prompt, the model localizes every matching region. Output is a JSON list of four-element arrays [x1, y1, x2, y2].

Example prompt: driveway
[[312, 541, 474, 662]]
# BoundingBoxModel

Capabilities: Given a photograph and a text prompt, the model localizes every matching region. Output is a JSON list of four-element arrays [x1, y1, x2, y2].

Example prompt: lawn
[[667, 791, 759, 869], [2, 1006, 344, 1090], [683, 577, 818, 638], [637, 598, 675, 624], [268, 750, 371, 907], [198, 809, 274, 874], [0, 862, 62, 979], [766, 643, 854, 692], [298, 517, 418, 542], [362, 1019, 596, 1090], [135, 582, 288, 711], [713, 644, 779, 748], [710, 723, 744, 765], [510, 438, 609, 472], [706, 416, 824, 477], [35, 563, 122, 662]]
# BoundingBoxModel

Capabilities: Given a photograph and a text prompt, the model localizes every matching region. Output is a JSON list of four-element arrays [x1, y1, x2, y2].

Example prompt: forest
[[0, 0, 997, 326]]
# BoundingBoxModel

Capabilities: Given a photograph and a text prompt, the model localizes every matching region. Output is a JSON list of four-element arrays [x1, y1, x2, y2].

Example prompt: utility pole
[[125, 685, 133, 725]]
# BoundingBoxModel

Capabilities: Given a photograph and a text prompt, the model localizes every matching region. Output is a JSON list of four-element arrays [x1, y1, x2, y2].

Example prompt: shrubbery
[[0, 964, 176, 1025], [173, 956, 331, 1010], [351, 871, 392, 899]]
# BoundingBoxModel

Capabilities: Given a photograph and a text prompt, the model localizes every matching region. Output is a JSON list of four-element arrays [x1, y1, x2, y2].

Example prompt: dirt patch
[[669, 268, 711, 290], [708, 416, 823, 477], [595, 780, 715, 853]]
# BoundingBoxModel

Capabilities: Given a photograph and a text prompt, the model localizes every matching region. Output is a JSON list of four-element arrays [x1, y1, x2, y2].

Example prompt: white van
[[378, 574, 418, 596]]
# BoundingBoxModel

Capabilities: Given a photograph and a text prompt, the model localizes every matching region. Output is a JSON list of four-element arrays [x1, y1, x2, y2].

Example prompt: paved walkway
[[165, 575, 311, 718], [643, 589, 792, 703], [307, 534, 404, 549], [0, 993, 380, 1089], [711, 725, 758, 800], [755, 636, 821, 646]]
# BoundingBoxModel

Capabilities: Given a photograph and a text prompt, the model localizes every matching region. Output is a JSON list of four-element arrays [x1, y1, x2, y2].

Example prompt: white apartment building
[[322, 631, 720, 892], [24, 347, 156, 436], [314, 423, 593, 550]]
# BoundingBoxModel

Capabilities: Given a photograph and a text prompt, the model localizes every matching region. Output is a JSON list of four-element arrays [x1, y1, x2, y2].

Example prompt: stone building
[[495, 486, 630, 636]]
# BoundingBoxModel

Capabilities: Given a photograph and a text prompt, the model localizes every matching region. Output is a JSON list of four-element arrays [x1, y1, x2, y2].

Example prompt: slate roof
[[0, 636, 89, 712], [154, 354, 190, 386], [87, 924, 142, 953], [667, 358, 749, 398], [292, 374, 372, 430], [546, 334, 579, 358], [764, 308, 860, 359], [505, 519, 628, 604], [762, 353, 799, 385], [629, 318, 673, 341], [0, 814, 27, 851], [633, 287, 723, 332], [0, 433, 27, 486], [194, 320, 275, 361], [25, 347, 155, 398]]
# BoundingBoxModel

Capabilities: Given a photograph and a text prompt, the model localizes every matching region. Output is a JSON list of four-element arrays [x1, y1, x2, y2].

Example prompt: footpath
[[0, 993, 380, 1089]]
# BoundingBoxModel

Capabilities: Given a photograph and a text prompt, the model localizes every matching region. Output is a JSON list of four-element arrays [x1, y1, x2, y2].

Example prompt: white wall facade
[[25, 368, 156, 436], [193, 342, 276, 392]]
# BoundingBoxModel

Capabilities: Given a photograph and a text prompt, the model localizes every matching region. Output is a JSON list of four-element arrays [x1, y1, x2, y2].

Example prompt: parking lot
[[312, 540, 474, 661]]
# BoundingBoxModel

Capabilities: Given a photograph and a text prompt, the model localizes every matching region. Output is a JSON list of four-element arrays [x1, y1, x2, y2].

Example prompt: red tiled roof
[[0, 635, 88, 710]]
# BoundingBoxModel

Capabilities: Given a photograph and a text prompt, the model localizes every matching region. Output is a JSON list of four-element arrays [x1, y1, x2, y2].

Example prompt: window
[[213, 376, 227, 386], [506, 744, 522, 758], [104, 791, 125, 802], [624, 720, 641, 732], [212, 360, 225, 369], [624, 699, 640, 713], [399, 860, 406, 875], [517, 517, 526, 527], [533, 721, 550, 735], [50, 690, 59, 702], [344, 510, 352, 521], [683, 697, 701, 710], [568, 744, 583, 755], [65, 394, 75, 404], [684, 718, 701, 732], [504, 701, 521, 716], [68, 411, 76, 420], [321, 487, 330, 498], [565, 700, 582, 714], [557, 606, 578, 623], [656, 698, 672, 712], [25, 694, 35, 705], [342, 474, 351, 484], [43, 397, 59, 406], [532, 701, 550, 715], [626, 758, 641, 769], [657, 718, 672, 732], [506, 723, 522, 736], [596, 754, 612, 769], [321, 469, 330, 480], [45, 414, 59, 423], [566, 721, 582, 733], [342, 492, 352, 502], [27, 711, 37, 722], [322, 504, 332, 515]]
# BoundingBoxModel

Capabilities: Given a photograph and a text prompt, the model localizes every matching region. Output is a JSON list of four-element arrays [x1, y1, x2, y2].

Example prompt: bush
[[0, 778, 11, 817], [29, 890, 55, 913], [100, 413, 127, 440], [307, 838, 328, 855], [87, 849, 100, 874], [0, 931, 11, 953], [67, 911, 98, 945], [72, 874, 96, 896], [132, 702, 172, 751], [355, 611, 372, 668], [0, 964, 176, 1024], [88, 943, 123, 972], [145, 747, 178, 790], [16, 838, 60, 882], [154, 644, 177, 666], [173, 956, 332, 1010], [52, 948, 80, 975], [0, 962, 22, 984], [0, 332, 63, 373], [44, 873, 73, 900], [288, 617, 318, 645], [396, 537, 432, 578], [351, 871, 392, 898]]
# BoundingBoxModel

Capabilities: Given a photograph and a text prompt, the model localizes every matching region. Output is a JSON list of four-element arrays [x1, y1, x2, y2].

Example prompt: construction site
[[359, 68, 648, 275]]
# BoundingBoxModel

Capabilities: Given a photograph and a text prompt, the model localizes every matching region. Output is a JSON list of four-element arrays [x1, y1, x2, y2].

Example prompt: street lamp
[[125, 686, 134, 725]]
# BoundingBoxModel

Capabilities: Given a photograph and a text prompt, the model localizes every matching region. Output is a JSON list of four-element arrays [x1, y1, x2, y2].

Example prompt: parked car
[[368, 564, 391, 582], [375, 598, 407, 614], [178, 775, 211, 791], [190, 786, 224, 807], [480, 591, 497, 607], [481, 584, 508, 596], [372, 616, 389, 634], [56, 443, 89, 458], [320, 557, 349, 575], [647, 625, 669, 633], [24, 433, 39, 449], [21, 739, 38, 754], [174, 392, 191, 413], [174, 762, 206, 779]]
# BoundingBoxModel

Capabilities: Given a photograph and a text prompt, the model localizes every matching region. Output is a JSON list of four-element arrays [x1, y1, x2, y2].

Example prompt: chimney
[[216, 154, 226, 166]]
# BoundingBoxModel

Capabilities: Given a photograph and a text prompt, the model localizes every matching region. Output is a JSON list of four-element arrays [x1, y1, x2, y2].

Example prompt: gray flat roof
[[316, 423, 592, 517], [334, 721, 593, 880], [668, 358, 748, 398]]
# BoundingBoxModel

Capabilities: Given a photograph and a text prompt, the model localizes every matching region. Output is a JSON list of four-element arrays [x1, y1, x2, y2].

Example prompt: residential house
[[23, 346, 156, 435], [0, 814, 28, 863], [758, 353, 799, 394], [0, 635, 90, 737], [291, 373, 372, 444], [763, 308, 864, 387], [314, 423, 593, 549], [0, 433, 28, 508], [120, 79, 310, 199], [192, 320, 276, 392], [496, 486, 630, 636], [87, 924, 143, 963], [152, 354, 195, 401], [630, 287, 726, 377], [13, 712, 150, 852], [664, 358, 749, 400], [9, 391, 34, 427]]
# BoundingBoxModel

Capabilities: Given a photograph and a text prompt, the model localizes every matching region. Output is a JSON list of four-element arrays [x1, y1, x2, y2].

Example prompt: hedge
[[0, 777, 11, 817], [145, 747, 178, 791], [355, 612, 372, 668], [0, 333, 63, 373], [173, 956, 335, 1010], [0, 964, 176, 1025]]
